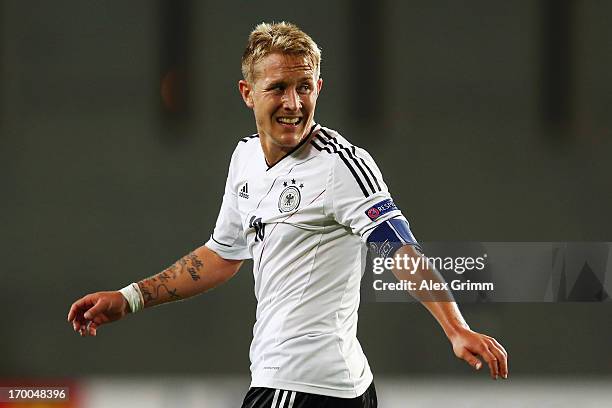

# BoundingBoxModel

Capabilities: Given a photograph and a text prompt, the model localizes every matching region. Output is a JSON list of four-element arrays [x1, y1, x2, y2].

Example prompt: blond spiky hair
[[241, 22, 322, 83]]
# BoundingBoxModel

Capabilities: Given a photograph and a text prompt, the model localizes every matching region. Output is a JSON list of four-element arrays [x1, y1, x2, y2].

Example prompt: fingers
[[84, 298, 107, 320], [486, 336, 509, 379], [75, 321, 97, 337], [78, 320, 104, 337], [67, 294, 108, 337], [67, 295, 95, 322], [478, 345, 500, 380], [79, 317, 109, 336], [92, 314, 110, 325], [456, 330, 509, 380], [87, 321, 98, 336], [71, 305, 90, 333], [73, 316, 91, 336], [486, 335, 508, 356], [460, 350, 483, 371]]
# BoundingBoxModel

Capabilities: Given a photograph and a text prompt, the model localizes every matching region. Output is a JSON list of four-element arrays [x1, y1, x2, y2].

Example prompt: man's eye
[[298, 84, 312, 93]]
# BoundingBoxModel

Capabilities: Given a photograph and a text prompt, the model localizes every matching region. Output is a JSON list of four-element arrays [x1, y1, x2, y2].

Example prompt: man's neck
[[260, 123, 316, 167], [261, 140, 296, 167]]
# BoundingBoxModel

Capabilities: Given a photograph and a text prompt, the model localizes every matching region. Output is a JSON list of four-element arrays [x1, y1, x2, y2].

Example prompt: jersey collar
[[265, 123, 321, 171]]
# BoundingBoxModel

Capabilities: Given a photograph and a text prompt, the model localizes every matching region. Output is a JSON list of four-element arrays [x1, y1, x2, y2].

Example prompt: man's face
[[239, 53, 323, 154]]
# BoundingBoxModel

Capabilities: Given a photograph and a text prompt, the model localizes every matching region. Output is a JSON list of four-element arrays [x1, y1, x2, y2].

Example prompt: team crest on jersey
[[278, 186, 301, 212]]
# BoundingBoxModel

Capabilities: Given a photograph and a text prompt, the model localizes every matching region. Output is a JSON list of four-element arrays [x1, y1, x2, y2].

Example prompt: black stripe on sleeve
[[311, 139, 370, 197], [211, 234, 232, 247], [352, 145, 381, 192], [317, 133, 375, 195], [319, 129, 381, 195], [316, 133, 375, 195]]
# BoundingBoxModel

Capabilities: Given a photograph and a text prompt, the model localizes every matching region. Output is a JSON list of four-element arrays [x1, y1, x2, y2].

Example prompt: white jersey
[[205, 124, 410, 398]]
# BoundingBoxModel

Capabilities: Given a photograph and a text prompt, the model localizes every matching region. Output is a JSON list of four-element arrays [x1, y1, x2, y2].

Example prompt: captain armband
[[366, 218, 422, 259]]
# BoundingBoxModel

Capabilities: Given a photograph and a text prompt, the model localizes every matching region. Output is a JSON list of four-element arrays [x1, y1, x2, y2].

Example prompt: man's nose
[[282, 88, 301, 111]]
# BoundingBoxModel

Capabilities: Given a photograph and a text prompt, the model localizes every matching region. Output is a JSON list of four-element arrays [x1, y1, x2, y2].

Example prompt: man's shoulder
[[311, 125, 384, 196], [314, 126, 354, 148], [310, 125, 374, 164], [231, 132, 260, 158], [238, 133, 260, 145], [221, 133, 262, 179]]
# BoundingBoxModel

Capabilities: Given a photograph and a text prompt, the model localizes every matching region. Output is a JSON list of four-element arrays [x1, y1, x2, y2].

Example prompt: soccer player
[[67, 22, 508, 408]]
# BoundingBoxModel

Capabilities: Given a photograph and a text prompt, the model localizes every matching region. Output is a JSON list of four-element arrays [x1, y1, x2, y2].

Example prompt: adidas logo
[[239, 183, 249, 199]]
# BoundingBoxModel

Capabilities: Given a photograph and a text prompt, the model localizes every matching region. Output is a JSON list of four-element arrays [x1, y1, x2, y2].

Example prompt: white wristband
[[119, 283, 144, 313]]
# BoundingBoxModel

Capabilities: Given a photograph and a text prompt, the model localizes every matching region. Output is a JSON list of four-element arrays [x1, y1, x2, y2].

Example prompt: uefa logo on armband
[[365, 199, 398, 221], [367, 208, 380, 220]]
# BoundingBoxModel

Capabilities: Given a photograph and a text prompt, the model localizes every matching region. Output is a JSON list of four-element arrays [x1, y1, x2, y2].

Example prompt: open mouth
[[276, 117, 302, 126]]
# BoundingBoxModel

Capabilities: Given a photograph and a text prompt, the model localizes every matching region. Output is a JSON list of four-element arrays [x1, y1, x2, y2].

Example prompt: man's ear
[[238, 80, 254, 109], [316, 77, 323, 95]]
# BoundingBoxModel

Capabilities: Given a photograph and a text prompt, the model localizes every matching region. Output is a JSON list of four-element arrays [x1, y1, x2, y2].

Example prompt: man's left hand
[[449, 327, 508, 379]]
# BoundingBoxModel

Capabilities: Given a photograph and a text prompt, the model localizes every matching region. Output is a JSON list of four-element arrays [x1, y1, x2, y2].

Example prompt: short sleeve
[[329, 146, 413, 242], [205, 149, 251, 260]]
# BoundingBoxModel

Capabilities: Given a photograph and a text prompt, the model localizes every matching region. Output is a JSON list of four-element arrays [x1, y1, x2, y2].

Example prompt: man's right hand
[[66, 246, 243, 337], [67, 291, 129, 337]]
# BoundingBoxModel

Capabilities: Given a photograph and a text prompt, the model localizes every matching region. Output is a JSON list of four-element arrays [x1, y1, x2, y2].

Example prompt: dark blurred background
[[1, 0, 611, 395]]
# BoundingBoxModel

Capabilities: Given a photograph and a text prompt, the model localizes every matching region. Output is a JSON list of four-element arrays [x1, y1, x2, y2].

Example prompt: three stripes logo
[[310, 129, 382, 198], [239, 182, 249, 199], [271, 389, 296, 408]]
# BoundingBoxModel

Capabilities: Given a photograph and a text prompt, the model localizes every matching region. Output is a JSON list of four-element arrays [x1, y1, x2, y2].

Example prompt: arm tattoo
[[138, 282, 181, 303], [186, 252, 203, 281], [137, 251, 205, 306], [158, 272, 171, 283]]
